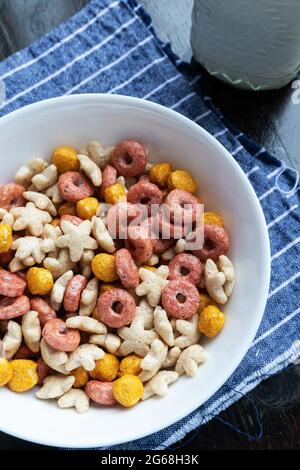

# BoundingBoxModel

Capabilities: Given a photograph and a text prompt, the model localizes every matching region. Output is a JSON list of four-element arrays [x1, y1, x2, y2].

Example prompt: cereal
[[36, 358, 51, 385], [52, 146, 80, 173], [136, 265, 169, 307], [80, 249, 95, 277], [8, 359, 38, 392], [127, 181, 163, 213], [77, 153, 102, 187], [198, 292, 217, 312], [198, 305, 225, 338], [91, 253, 118, 282], [115, 248, 139, 289], [2, 321, 22, 359], [58, 171, 94, 203], [0, 223, 12, 253], [44, 248, 76, 279], [0, 268, 26, 297], [72, 366, 89, 388], [168, 253, 203, 285], [149, 163, 172, 188], [203, 211, 224, 227], [63, 275, 88, 312], [119, 354, 142, 377], [0, 183, 25, 211], [193, 224, 229, 262], [79, 277, 99, 317], [0, 208, 14, 227], [0, 358, 13, 387], [112, 374, 144, 407], [11, 202, 52, 236], [36, 375, 75, 399], [11, 236, 46, 267], [175, 344, 207, 377], [139, 339, 168, 382], [40, 338, 68, 375], [167, 169, 197, 193], [0, 296, 30, 320], [125, 225, 153, 263], [57, 219, 97, 262], [22, 311, 41, 353], [58, 388, 90, 413], [104, 183, 127, 205], [13, 344, 34, 360], [142, 371, 179, 400], [97, 288, 136, 328], [23, 191, 57, 216], [118, 315, 157, 358], [65, 344, 104, 372], [219, 255, 235, 297], [85, 380, 117, 405], [106, 201, 141, 238], [135, 299, 154, 329], [66, 316, 107, 334], [31, 164, 58, 191], [89, 332, 121, 354], [27, 267, 54, 295], [111, 140, 147, 177], [88, 140, 114, 169], [76, 197, 99, 220], [45, 182, 64, 204], [204, 259, 227, 304], [153, 306, 175, 347], [175, 314, 200, 348], [144, 254, 159, 266], [89, 353, 119, 382], [162, 279, 199, 319], [50, 270, 74, 311], [14, 159, 48, 187], [100, 164, 117, 197], [42, 318, 81, 352], [58, 202, 77, 217], [91, 216, 116, 254], [162, 347, 181, 369]]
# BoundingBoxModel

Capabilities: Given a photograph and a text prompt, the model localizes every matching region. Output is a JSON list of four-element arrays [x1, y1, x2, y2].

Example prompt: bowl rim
[[0, 93, 271, 448]]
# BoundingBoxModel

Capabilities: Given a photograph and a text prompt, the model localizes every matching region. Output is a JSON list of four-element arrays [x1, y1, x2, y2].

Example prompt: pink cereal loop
[[100, 164, 117, 197], [192, 224, 229, 262], [111, 140, 148, 177], [125, 225, 153, 263], [0, 183, 25, 211], [85, 380, 117, 405], [58, 171, 94, 203], [97, 288, 136, 328], [115, 248, 139, 289], [63, 275, 88, 312], [127, 181, 163, 214], [0, 295, 30, 320], [0, 269, 26, 297], [42, 318, 81, 352], [162, 279, 200, 319], [106, 202, 142, 239], [168, 253, 203, 285], [30, 297, 57, 327]]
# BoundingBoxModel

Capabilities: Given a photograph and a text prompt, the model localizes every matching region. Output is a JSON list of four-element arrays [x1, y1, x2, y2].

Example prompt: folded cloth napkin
[[0, 0, 299, 450]]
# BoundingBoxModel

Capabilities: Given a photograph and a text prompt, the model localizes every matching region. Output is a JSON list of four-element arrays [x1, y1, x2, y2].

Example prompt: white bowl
[[0, 94, 270, 448]]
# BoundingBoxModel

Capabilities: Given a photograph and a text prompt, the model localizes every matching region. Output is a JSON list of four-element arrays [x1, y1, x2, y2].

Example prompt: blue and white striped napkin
[[0, 0, 299, 450]]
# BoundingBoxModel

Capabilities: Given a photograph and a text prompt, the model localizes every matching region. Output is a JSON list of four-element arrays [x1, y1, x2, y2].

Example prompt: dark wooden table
[[0, 0, 299, 451]]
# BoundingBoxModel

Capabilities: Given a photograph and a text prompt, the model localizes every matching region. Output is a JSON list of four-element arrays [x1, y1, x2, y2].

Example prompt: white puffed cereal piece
[[66, 316, 107, 334], [91, 216, 115, 253], [56, 220, 97, 263], [144, 254, 159, 266], [89, 333, 121, 354], [58, 389, 90, 413], [21, 311, 41, 353], [31, 164, 58, 190], [219, 255, 235, 297], [2, 321, 22, 359], [118, 317, 158, 358], [41, 224, 62, 257], [175, 344, 207, 377], [14, 158, 48, 187], [45, 182, 64, 204], [65, 344, 104, 372], [153, 306, 175, 347], [204, 259, 227, 304], [36, 375, 75, 399], [0, 208, 14, 226], [23, 191, 57, 216], [77, 153, 102, 187], [161, 246, 175, 261], [80, 249, 94, 278], [162, 347, 181, 369], [174, 314, 200, 349], [8, 257, 26, 272], [139, 339, 168, 382], [87, 140, 114, 169], [40, 338, 69, 375], [135, 266, 169, 307], [175, 238, 187, 254], [11, 202, 52, 237], [142, 371, 179, 400], [43, 248, 76, 279], [135, 299, 154, 330], [50, 270, 74, 311], [79, 277, 99, 316]]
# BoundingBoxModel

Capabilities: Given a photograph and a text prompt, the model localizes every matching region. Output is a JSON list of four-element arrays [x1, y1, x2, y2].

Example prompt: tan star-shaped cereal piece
[[41, 223, 62, 257], [56, 219, 97, 262], [135, 265, 169, 307], [12, 236, 47, 266], [11, 202, 52, 236], [118, 316, 158, 358]]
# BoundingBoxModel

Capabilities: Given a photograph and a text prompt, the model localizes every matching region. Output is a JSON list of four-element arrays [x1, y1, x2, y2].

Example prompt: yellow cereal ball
[[58, 202, 77, 217], [91, 253, 118, 282], [72, 366, 89, 388], [90, 353, 119, 382], [112, 374, 144, 408], [50, 218, 60, 227], [168, 170, 198, 194], [27, 267, 53, 295], [52, 146, 79, 173], [203, 212, 224, 227], [0, 224, 12, 254], [119, 355, 142, 377], [142, 266, 157, 272], [104, 183, 127, 205], [149, 163, 172, 188], [8, 359, 38, 392], [198, 293, 217, 312], [76, 197, 99, 220], [198, 305, 225, 338], [0, 358, 13, 387]]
